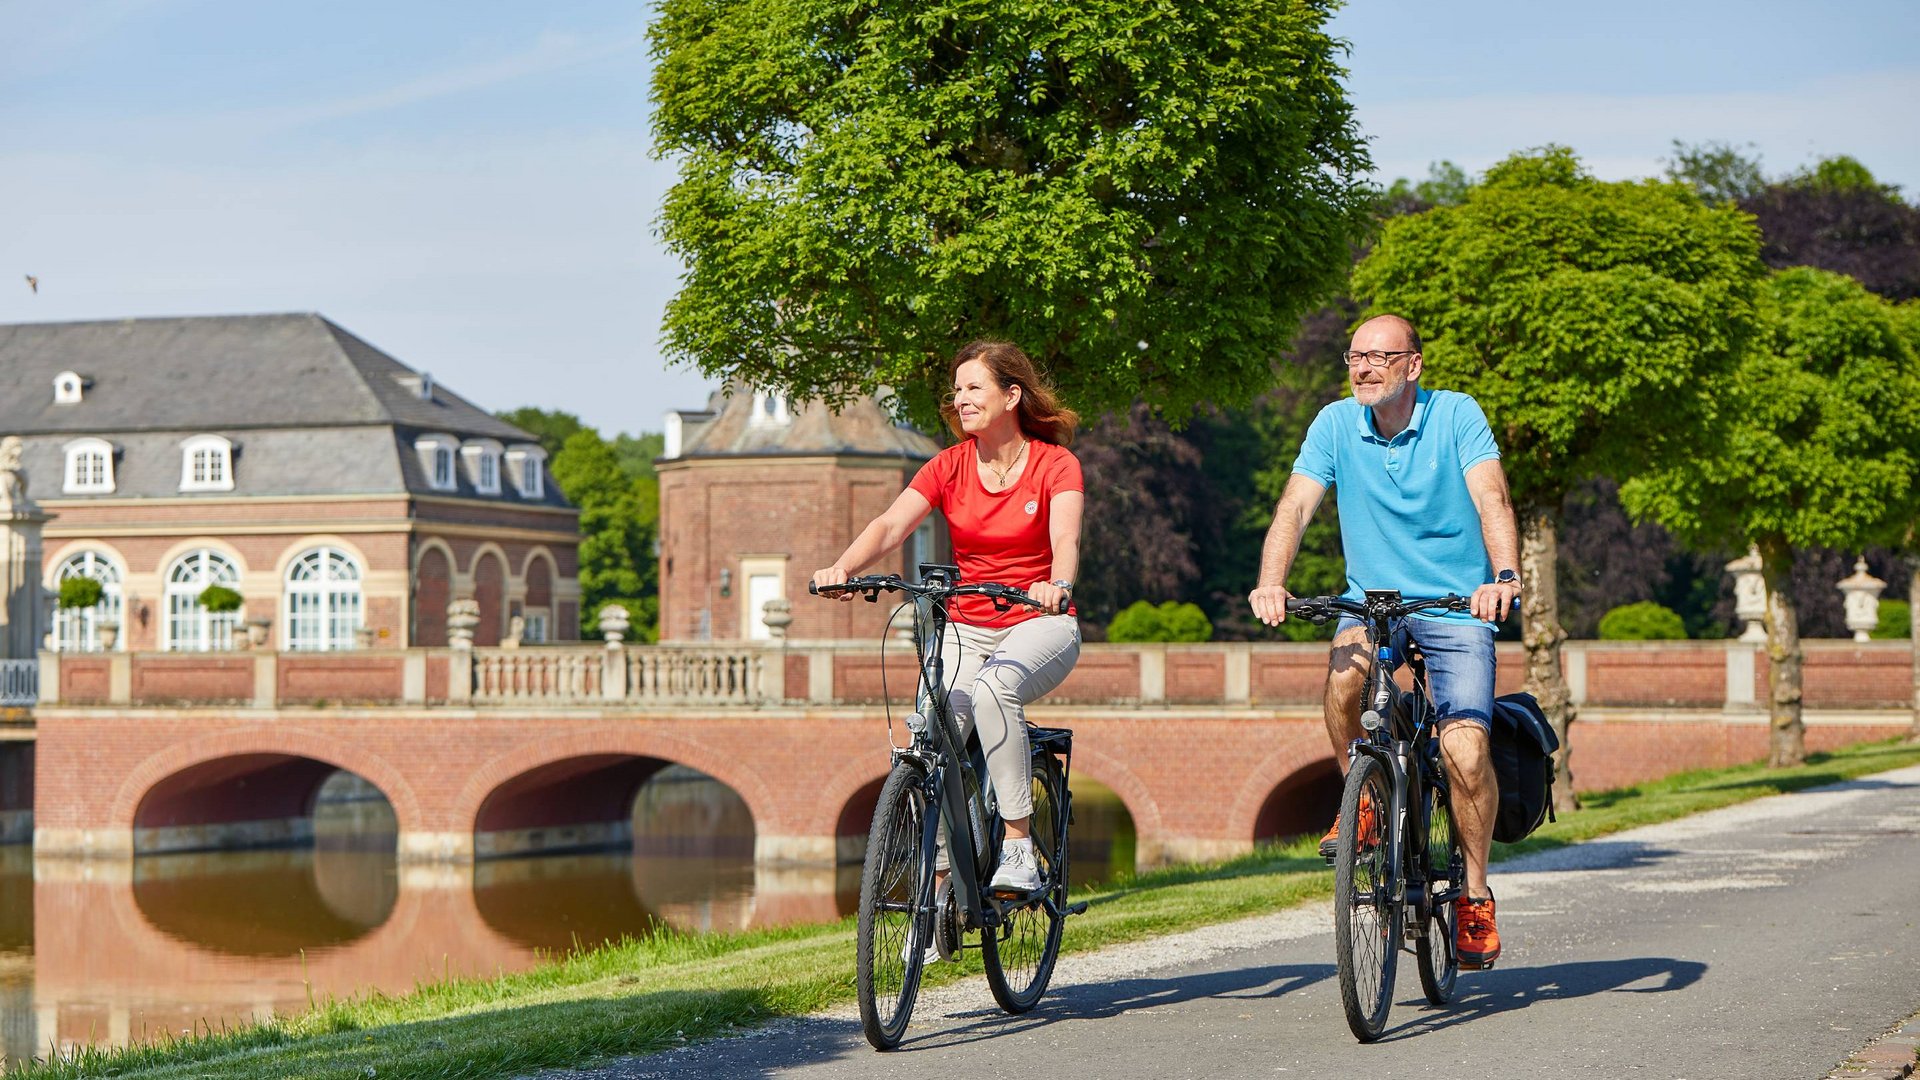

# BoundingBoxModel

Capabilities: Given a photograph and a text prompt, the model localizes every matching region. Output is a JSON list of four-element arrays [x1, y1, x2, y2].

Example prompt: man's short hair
[[1359, 314, 1422, 353]]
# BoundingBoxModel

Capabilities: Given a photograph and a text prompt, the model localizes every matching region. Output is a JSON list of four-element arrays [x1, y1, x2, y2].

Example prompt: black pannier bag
[[1490, 692, 1559, 843]]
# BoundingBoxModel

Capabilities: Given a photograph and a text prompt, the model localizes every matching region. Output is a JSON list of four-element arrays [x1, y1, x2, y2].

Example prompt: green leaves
[[651, 0, 1373, 423]]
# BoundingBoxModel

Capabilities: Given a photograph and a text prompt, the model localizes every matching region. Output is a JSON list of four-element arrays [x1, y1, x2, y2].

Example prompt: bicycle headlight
[[1360, 709, 1384, 732], [904, 711, 928, 734]]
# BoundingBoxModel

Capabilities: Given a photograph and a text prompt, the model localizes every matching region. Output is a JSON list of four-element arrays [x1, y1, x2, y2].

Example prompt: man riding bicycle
[[1247, 314, 1521, 970]]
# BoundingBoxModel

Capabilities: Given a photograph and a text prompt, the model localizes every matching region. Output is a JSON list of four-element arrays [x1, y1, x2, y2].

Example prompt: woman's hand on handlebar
[[1247, 584, 1293, 626], [810, 566, 854, 602], [1027, 579, 1071, 615]]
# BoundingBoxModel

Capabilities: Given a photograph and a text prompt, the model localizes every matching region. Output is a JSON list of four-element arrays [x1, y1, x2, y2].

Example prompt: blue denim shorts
[[1337, 615, 1496, 732]]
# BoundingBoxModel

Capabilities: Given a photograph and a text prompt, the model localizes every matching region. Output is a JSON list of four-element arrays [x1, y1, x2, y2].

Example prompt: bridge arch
[[453, 727, 778, 858], [110, 726, 422, 847], [1228, 745, 1342, 847]]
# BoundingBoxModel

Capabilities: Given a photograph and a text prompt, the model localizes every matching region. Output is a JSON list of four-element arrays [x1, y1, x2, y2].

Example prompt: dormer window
[[413, 433, 460, 492], [750, 390, 791, 427], [505, 443, 547, 499], [179, 434, 235, 492], [54, 371, 88, 405], [63, 437, 115, 493], [461, 439, 504, 495]]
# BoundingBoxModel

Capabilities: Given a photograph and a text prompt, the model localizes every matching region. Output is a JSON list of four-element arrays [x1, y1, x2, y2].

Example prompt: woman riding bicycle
[[812, 340, 1083, 900]]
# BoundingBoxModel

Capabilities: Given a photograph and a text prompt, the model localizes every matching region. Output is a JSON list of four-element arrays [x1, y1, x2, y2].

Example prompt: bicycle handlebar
[[808, 574, 1047, 610], [1283, 593, 1471, 624]]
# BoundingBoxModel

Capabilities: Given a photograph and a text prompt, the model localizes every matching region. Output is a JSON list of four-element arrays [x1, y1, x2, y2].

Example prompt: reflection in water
[[1, 761, 1136, 1064]]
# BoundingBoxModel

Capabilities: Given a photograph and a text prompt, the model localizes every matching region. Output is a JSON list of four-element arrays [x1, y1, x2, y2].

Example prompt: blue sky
[[4, 1, 1916, 437]]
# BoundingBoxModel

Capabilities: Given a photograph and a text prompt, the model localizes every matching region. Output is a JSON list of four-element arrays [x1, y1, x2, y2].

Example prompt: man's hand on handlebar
[[1247, 584, 1293, 626], [811, 566, 855, 602], [1470, 580, 1520, 623]]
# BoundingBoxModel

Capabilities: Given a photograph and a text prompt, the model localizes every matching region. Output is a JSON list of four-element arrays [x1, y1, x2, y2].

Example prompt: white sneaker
[[989, 838, 1042, 892], [900, 926, 941, 967]]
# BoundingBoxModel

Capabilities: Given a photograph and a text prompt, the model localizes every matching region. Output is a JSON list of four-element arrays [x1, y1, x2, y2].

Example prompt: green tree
[[1621, 269, 1920, 765], [650, 0, 1375, 423], [1664, 139, 1767, 206], [495, 407, 589, 458], [550, 429, 661, 642], [1351, 146, 1768, 805]]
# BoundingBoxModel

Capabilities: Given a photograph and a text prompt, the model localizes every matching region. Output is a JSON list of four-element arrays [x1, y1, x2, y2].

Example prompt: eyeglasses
[[1341, 350, 1416, 368]]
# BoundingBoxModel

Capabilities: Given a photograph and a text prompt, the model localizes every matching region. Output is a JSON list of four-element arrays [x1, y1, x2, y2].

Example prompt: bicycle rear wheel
[[1415, 789, 1462, 1005], [1334, 753, 1400, 1042], [983, 753, 1067, 1013], [856, 760, 934, 1050]]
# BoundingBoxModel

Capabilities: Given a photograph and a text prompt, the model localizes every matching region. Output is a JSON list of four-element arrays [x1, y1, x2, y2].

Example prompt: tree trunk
[[1908, 564, 1919, 745], [1520, 510, 1578, 812], [1758, 538, 1805, 767]]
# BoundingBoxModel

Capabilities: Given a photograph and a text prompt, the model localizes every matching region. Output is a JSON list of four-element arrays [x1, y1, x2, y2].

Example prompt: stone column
[[0, 436, 51, 661]]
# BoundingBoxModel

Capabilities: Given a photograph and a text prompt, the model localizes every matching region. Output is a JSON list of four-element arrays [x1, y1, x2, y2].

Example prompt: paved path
[[553, 764, 1920, 1080]]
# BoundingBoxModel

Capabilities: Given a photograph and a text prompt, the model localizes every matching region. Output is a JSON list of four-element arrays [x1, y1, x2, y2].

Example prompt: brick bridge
[[20, 639, 1915, 871]]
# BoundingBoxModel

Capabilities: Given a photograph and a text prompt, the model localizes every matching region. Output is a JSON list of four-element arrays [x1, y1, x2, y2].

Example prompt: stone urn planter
[[246, 617, 272, 648], [597, 604, 631, 647], [447, 599, 481, 649], [96, 620, 120, 650]]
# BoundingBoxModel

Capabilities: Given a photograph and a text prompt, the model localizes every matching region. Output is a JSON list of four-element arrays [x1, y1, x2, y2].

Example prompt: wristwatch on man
[[1494, 568, 1521, 592]]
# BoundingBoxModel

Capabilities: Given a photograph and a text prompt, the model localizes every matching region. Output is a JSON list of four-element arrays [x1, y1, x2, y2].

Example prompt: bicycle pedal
[[1066, 901, 1089, 916]]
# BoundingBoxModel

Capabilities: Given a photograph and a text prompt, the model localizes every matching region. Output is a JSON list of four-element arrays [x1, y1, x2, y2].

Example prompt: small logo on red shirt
[[1024, 499, 1038, 515]]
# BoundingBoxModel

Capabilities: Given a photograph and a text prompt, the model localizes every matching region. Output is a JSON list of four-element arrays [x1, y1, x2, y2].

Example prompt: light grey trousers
[[939, 614, 1082, 822]]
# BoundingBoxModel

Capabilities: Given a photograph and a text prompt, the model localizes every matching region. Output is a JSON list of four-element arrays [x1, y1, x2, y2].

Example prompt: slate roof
[[0, 313, 570, 506], [673, 386, 940, 461]]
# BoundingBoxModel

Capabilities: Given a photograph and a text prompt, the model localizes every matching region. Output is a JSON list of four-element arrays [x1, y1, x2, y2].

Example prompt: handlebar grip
[[808, 582, 820, 596]]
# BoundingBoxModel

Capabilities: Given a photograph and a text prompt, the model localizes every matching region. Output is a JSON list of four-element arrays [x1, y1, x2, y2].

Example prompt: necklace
[[984, 440, 1029, 490]]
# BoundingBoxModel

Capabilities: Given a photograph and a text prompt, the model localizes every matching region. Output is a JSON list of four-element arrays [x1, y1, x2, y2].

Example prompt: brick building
[[0, 313, 580, 652], [657, 387, 945, 642]]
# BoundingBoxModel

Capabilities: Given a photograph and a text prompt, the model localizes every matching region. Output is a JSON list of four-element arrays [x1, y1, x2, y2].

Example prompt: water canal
[[0, 767, 1136, 1065]]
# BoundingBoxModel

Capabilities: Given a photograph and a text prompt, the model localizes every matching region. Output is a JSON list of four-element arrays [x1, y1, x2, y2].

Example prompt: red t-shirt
[[909, 439, 1083, 627]]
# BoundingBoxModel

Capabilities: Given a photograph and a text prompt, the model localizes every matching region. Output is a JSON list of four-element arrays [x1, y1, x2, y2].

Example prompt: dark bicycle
[[811, 564, 1086, 1051], [1286, 590, 1472, 1042]]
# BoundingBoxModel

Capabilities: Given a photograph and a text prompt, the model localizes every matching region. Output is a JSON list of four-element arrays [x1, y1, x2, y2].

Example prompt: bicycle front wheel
[[856, 760, 934, 1050], [983, 753, 1067, 1014], [1334, 753, 1401, 1042], [1415, 788, 1462, 1005]]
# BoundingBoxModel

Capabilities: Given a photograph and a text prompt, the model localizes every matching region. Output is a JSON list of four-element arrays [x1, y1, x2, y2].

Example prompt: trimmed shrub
[[198, 584, 244, 613], [1107, 601, 1213, 643], [1597, 601, 1687, 641], [1872, 599, 1911, 640], [57, 576, 103, 610]]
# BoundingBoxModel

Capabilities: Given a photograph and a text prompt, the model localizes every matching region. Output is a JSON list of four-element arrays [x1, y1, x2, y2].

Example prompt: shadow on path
[[1378, 956, 1707, 1042]]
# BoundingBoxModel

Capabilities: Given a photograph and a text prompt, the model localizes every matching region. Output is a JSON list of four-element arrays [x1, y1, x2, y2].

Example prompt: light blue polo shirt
[[1291, 387, 1500, 624]]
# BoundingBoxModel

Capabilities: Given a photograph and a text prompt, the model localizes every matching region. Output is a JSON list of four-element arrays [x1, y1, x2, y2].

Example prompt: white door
[[746, 573, 780, 640]]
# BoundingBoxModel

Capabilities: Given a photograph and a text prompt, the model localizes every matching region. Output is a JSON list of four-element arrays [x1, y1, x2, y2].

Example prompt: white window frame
[[414, 433, 460, 492], [504, 443, 547, 499], [165, 549, 243, 652], [52, 550, 124, 652], [461, 439, 504, 495], [521, 610, 550, 644], [749, 390, 791, 427], [178, 434, 235, 492], [284, 546, 364, 652], [54, 371, 86, 405], [62, 437, 115, 494]]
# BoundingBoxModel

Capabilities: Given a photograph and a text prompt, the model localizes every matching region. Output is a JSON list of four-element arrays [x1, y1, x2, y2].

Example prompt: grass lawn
[[18, 737, 1920, 1079]]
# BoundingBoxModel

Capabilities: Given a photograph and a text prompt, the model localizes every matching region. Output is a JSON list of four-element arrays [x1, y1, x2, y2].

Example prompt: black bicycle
[[812, 564, 1086, 1051], [1286, 590, 1472, 1042]]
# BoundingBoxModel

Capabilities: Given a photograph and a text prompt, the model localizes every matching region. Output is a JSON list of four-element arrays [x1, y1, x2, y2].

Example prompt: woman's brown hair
[[940, 340, 1080, 446]]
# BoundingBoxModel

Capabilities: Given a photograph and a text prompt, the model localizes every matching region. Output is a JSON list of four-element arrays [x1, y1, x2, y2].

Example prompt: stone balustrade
[[27, 638, 1915, 712]]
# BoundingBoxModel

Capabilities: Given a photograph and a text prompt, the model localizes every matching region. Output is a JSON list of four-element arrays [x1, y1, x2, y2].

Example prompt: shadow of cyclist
[[900, 961, 1335, 1051], [1376, 955, 1707, 1042]]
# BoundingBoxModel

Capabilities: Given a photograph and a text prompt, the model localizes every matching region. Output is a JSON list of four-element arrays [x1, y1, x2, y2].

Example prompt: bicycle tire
[[982, 752, 1068, 1013], [1415, 788, 1461, 1005], [1334, 753, 1400, 1042], [856, 760, 934, 1050]]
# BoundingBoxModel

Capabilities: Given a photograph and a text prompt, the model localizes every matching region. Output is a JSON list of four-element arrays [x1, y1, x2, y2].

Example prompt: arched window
[[165, 549, 242, 651], [285, 546, 364, 651], [53, 550, 123, 652], [179, 435, 235, 492]]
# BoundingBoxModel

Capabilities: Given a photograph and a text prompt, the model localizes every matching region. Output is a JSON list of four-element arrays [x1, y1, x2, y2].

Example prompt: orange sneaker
[[1455, 892, 1501, 969], [1318, 790, 1378, 862]]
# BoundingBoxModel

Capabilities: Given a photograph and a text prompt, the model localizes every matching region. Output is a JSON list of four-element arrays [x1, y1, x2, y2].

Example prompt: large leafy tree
[[650, 0, 1376, 423], [1621, 269, 1920, 765], [547, 429, 663, 642], [1351, 146, 1768, 805]]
